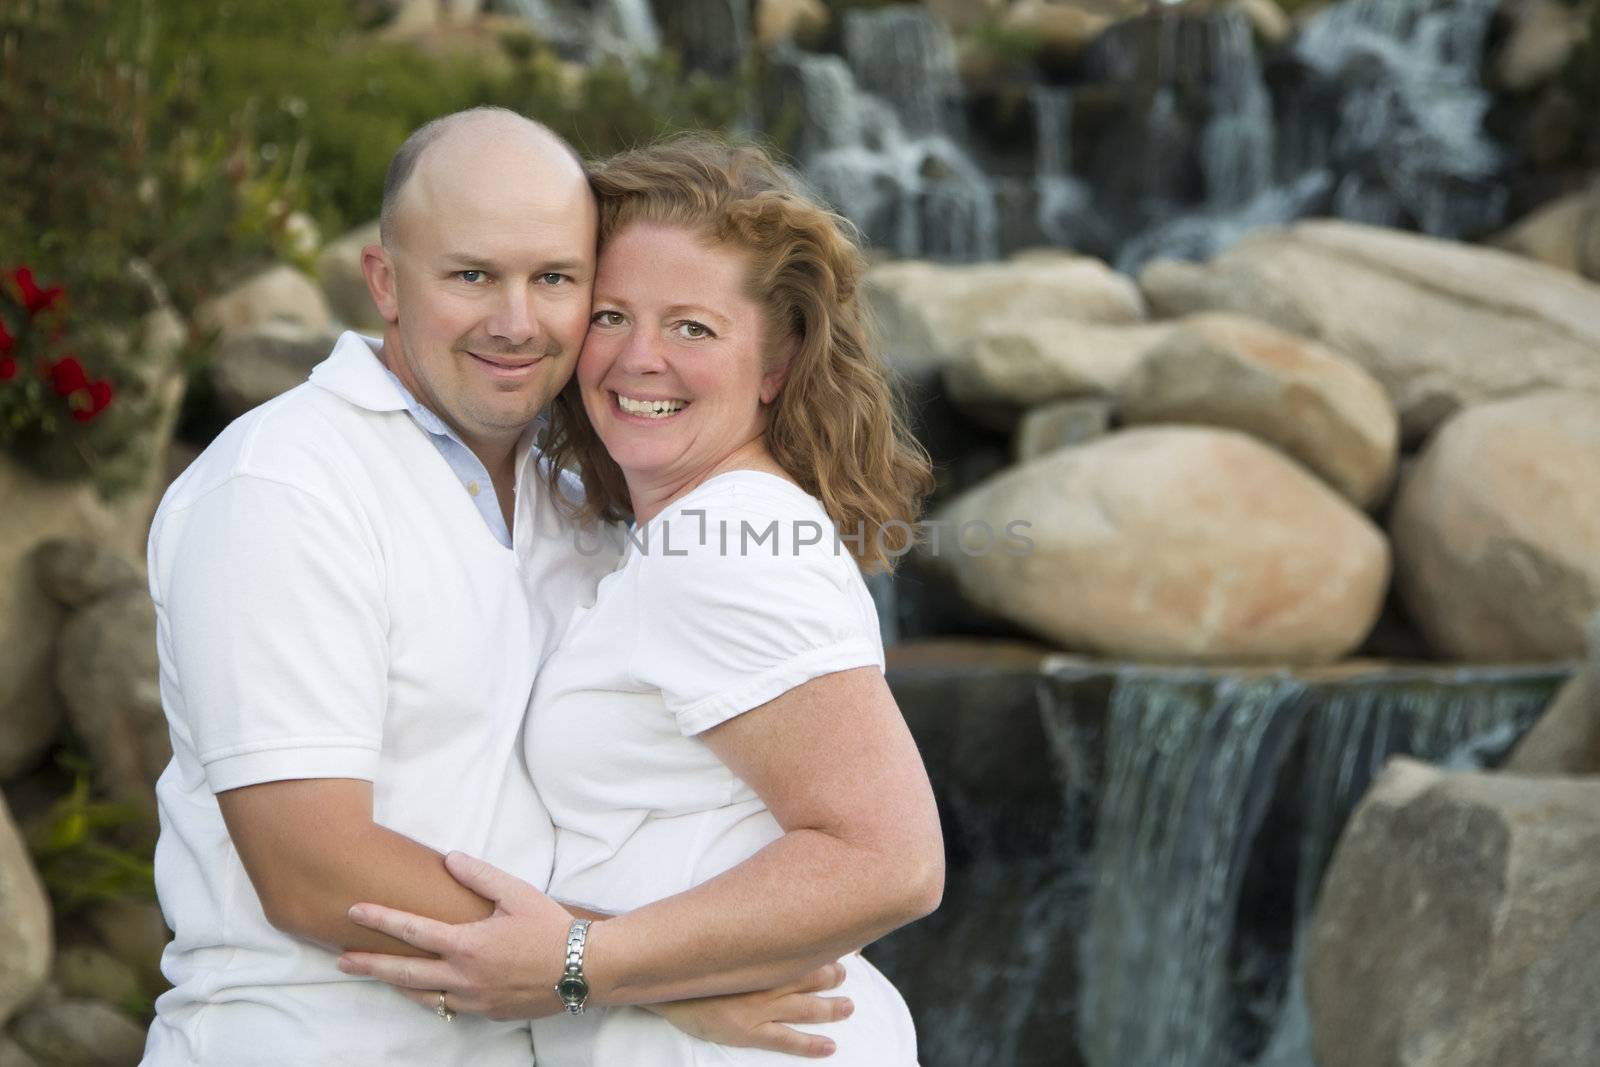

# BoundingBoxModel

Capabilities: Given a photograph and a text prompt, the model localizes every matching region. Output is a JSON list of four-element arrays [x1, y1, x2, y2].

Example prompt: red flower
[[69, 379, 114, 423], [49, 355, 88, 397], [0, 356, 15, 382], [12, 267, 63, 316], [0, 317, 13, 354]]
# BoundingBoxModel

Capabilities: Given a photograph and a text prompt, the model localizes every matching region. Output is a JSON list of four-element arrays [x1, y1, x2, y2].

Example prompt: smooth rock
[[936, 426, 1390, 663], [1308, 757, 1600, 1067], [55, 589, 168, 824], [50, 948, 140, 1010], [0, 795, 51, 1027], [925, 0, 1006, 32], [195, 264, 332, 340], [32, 540, 140, 610], [209, 322, 338, 418], [867, 254, 1146, 378], [755, 0, 829, 47], [1014, 397, 1114, 463], [1490, 190, 1588, 274], [945, 318, 1174, 409], [0, 307, 180, 783], [0, 1036, 41, 1067], [314, 220, 385, 332], [1506, 612, 1600, 774], [1392, 391, 1600, 660], [12, 999, 145, 1067], [1494, 0, 1584, 92], [86, 902, 169, 993], [1580, 178, 1600, 282], [1234, 0, 1291, 45], [1138, 221, 1600, 442], [1002, 0, 1111, 55], [1117, 312, 1399, 508]]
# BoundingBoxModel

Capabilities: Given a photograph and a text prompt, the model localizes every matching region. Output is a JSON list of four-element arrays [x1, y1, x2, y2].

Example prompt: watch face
[[557, 975, 589, 1001]]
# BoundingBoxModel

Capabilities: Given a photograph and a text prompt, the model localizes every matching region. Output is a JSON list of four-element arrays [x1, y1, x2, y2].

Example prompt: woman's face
[[578, 223, 787, 492]]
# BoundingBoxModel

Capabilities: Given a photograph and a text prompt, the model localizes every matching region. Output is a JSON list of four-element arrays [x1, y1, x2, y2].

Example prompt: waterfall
[[505, 0, 659, 63], [1075, 672, 1308, 1067], [842, 5, 963, 137], [770, 20, 998, 262], [1034, 86, 1094, 247], [1057, 663, 1561, 1067], [1290, 0, 1507, 237]]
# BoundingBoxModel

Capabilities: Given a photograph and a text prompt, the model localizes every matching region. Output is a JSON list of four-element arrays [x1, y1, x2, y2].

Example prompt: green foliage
[[25, 754, 156, 917]]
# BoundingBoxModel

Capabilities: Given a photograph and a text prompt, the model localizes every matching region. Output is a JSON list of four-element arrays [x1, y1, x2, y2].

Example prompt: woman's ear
[[760, 339, 798, 405], [361, 244, 401, 324]]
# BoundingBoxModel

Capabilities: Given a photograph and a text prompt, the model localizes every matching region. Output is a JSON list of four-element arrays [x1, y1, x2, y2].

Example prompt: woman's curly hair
[[543, 134, 933, 573]]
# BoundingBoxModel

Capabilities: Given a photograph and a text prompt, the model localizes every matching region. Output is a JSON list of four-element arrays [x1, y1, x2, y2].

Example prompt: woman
[[343, 135, 942, 1064]]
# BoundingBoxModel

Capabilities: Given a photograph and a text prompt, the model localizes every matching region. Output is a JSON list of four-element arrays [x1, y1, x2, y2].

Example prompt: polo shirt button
[[466, 481, 481, 497]]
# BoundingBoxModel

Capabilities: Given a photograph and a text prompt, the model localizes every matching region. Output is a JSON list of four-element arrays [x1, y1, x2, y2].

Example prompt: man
[[142, 109, 843, 1065]]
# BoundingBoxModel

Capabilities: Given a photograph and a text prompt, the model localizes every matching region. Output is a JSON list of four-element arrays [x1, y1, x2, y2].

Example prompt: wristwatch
[[554, 918, 593, 1015]]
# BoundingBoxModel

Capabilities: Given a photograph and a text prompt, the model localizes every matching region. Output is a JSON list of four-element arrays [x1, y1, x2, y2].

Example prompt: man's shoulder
[[158, 381, 378, 520]]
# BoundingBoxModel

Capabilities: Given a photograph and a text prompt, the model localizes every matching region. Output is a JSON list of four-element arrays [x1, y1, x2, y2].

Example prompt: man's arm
[[339, 666, 944, 1014], [218, 778, 494, 955]]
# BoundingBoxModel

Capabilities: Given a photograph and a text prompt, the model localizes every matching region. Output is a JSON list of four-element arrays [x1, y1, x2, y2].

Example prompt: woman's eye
[[591, 310, 624, 326], [677, 321, 711, 339]]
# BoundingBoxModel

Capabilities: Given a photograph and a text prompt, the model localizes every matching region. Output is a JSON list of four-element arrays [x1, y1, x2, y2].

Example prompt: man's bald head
[[378, 107, 586, 248]]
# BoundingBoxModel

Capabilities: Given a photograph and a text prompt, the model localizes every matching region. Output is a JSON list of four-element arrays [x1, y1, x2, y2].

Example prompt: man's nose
[[485, 283, 537, 345]]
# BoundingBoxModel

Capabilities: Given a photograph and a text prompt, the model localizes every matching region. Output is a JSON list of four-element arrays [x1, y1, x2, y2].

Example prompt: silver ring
[[436, 991, 456, 1023]]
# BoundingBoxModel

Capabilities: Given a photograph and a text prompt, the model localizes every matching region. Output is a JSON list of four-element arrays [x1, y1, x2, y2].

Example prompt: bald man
[[140, 110, 841, 1066]]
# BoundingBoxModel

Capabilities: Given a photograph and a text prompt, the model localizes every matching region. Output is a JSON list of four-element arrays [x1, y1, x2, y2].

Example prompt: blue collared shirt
[[378, 363, 521, 549]]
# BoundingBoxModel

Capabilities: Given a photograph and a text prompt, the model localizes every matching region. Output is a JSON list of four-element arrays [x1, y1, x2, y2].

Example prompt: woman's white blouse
[[525, 469, 918, 1066]]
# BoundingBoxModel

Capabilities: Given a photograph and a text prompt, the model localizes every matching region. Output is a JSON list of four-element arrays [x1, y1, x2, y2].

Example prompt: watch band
[[555, 918, 592, 1015]]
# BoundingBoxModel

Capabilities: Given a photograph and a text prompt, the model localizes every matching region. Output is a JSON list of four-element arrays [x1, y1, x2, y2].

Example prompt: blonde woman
[[340, 136, 943, 1065]]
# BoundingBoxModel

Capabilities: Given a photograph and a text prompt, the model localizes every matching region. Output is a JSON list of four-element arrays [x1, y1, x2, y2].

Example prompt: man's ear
[[361, 245, 401, 324], [760, 339, 798, 405]]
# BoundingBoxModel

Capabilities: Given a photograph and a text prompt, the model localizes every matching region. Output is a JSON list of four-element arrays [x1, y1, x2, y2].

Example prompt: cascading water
[[768, 7, 999, 261], [1064, 664, 1561, 1067], [506, 0, 658, 63]]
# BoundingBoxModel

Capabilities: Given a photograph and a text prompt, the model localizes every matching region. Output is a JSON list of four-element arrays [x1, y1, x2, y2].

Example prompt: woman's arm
[[338, 665, 944, 1014]]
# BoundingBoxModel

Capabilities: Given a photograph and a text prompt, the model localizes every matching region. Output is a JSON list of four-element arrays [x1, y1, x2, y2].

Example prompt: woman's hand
[[336, 850, 573, 1019], [648, 961, 855, 1058]]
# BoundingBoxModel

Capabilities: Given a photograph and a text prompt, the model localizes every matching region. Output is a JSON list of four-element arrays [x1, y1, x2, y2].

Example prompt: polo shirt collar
[[308, 331, 410, 412], [309, 329, 544, 478]]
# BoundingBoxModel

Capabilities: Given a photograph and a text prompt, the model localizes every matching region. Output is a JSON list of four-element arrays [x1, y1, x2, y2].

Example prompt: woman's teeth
[[617, 395, 687, 418]]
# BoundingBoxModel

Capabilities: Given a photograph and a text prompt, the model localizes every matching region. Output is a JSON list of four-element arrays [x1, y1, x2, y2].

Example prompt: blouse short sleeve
[[628, 498, 884, 737]]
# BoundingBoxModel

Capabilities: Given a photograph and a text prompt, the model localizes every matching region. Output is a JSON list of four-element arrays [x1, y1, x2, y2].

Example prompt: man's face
[[374, 138, 596, 457]]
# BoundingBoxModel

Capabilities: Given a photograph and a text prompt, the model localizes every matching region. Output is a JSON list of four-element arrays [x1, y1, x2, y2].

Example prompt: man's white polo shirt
[[141, 333, 615, 1066]]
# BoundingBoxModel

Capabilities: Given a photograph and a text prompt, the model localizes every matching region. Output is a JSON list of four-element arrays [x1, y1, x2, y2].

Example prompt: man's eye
[[459, 270, 484, 283], [541, 273, 568, 285]]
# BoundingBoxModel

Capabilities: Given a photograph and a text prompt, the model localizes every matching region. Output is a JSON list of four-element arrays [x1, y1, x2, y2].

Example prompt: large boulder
[[934, 426, 1390, 663], [314, 221, 385, 333], [33, 539, 140, 611], [1490, 189, 1589, 275], [1493, 0, 1586, 92], [1506, 612, 1600, 774], [0, 795, 51, 1027], [0, 306, 181, 782], [54, 587, 168, 826], [11, 998, 146, 1067], [944, 319, 1176, 408], [1117, 312, 1400, 508], [195, 264, 332, 340], [1136, 221, 1600, 442], [1014, 397, 1114, 463], [867, 253, 1146, 379], [209, 322, 340, 418], [1308, 757, 1600, 1067], [1581, 178, 1600, 282], [1392, 391, 1600, 660]]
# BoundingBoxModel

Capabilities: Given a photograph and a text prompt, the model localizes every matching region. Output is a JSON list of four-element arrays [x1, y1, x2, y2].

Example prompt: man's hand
[[337, 850, 574, 1019], [648, 961, 855, 1058]]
